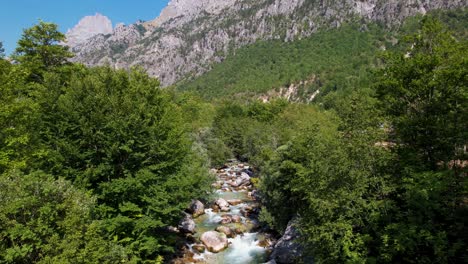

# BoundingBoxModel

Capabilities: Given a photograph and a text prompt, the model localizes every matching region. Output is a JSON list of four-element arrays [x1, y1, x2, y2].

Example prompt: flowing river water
[[174, 162, 274, 263]]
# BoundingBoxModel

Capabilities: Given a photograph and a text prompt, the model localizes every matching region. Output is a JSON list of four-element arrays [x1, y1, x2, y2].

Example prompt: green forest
[[0, 13, 467, 264]]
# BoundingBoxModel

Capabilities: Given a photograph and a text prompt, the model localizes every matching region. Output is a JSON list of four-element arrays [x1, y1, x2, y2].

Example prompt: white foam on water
[[224, 233, 266, 264], [192, 250, 214, 261], [203, 208, 223, 224], [230, 203, 247, 215]]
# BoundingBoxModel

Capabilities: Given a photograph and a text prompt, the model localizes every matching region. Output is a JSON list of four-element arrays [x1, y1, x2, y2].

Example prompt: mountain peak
[[70, 0, 467, 86], [144, 0, 236, 28], [66, 13, 113, 47]]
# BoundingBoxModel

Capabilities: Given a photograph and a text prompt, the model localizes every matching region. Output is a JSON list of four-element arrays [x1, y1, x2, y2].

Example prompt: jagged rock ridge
[[68, 0, 467, 86]]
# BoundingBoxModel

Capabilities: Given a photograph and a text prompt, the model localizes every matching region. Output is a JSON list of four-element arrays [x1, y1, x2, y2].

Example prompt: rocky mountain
[[67, 0, 466, 86], [65, 13, 113, 47]]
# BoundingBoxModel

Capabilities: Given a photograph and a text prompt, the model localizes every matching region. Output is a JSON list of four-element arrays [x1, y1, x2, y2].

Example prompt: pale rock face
[[66, 13, 113, 47], [68, 0, 467, 86], [144, 0, 237, 28]]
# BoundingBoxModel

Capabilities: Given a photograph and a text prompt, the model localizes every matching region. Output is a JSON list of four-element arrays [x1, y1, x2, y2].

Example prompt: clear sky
[[0, 0, 170, 55]]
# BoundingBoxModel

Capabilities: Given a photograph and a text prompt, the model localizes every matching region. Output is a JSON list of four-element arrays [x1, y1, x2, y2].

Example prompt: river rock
[[257, 233, 276, 248], [232, 223, 248, 234], [165, 226, 179, 233], [187, 200, 205, 218], [200, 231, 228, 253], [229, 180, 240, 187], [221, 187, 232, 192], [227, 199, 243, 206], [219, 215, 232, 224], [235, 172, 251, 187], [215, 198, 230, 211], [250, 190, 261, 200], [216, 226, 235, 238], [215, 198, 229, 207], [231, 215, 242, 223], [192, 244, 205, 253], [178, 214, 196, 234], [241, 205, 254, 217], [270, 218, 305, 264]]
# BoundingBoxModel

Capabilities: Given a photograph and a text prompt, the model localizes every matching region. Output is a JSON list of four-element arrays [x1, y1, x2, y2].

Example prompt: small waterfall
[[204, 208, 222, 224]]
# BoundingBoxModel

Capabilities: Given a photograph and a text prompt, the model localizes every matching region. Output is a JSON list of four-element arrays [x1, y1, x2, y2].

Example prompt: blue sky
[[0, 0, 170, 55]]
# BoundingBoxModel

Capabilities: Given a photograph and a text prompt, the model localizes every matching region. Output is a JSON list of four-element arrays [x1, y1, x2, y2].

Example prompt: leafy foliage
[[13, 20, 73, 81], [1, 11, 466, 264], [372, 16, 468, 263], [206, 15, 467, 264], [1, 22, 212, 263], [0, 171, 127, 264], [375, 16, 467, 169]]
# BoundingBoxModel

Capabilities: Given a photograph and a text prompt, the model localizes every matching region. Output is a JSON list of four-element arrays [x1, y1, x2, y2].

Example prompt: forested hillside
[[178, 9, 467, 103], [0, 11, 467, 264]]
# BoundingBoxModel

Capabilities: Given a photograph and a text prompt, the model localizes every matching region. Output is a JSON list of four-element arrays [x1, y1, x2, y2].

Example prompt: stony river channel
[[173, 161, 276, 264]]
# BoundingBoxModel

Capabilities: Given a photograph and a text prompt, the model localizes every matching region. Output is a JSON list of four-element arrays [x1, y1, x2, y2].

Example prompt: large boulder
[[235, 172, 251, 187], [187, 199, 205, 217], [215, 198, 230, 211], [200, 231, 229, 253], [178, 214, 196, 234], [270, 218, 307, 264]]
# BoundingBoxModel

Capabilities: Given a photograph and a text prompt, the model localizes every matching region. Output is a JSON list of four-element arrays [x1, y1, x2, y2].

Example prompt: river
[[174, 161, 274, 263]]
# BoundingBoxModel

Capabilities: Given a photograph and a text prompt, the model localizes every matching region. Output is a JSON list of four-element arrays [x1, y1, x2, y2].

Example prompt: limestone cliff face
[[68, 0, 466, 86]]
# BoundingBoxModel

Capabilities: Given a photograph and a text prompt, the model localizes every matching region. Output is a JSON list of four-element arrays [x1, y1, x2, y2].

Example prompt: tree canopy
[[1, 12, 466, 264], [13, 21, 73, 81], [0, 21, 212, 263]]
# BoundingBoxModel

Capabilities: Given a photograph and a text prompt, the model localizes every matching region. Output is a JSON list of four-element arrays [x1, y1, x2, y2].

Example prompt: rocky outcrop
[[270, 217, 306, 264], [200, 231, 229, 253], [68, 0, 466, 86]]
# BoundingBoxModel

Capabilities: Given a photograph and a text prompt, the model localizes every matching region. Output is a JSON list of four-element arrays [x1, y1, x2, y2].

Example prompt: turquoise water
[[188, 165, 270, 263]]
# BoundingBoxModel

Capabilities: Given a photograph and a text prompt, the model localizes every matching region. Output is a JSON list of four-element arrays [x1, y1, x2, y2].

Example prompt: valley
[[0, 1, 466, 263]]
